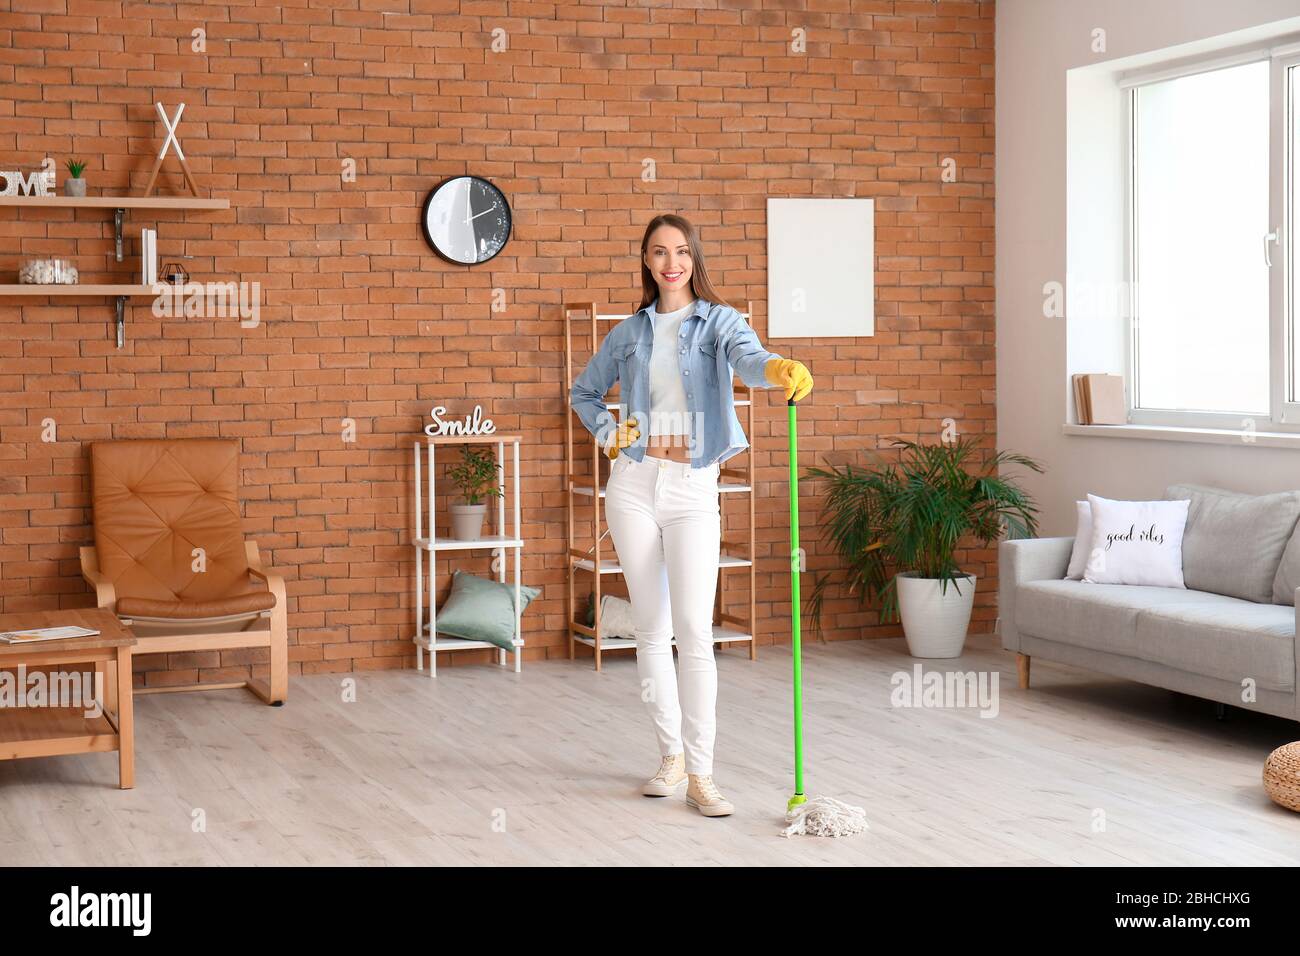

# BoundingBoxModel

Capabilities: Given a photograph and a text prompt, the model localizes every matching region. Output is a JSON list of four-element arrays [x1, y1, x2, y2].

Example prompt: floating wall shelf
[[0, 196, 229, 210], [0, 284, 158, 348], [0, 284, 155, 297]]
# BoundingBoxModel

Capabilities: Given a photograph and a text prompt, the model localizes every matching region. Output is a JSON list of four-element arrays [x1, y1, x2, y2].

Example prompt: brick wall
[[0, 0, 996, 683]]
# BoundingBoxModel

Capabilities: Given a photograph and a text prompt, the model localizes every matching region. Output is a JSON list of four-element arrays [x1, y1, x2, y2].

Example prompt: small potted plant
[[446, 445, 503, 541], [805, 437, 1042, 658], [64, 160, 87, 197]]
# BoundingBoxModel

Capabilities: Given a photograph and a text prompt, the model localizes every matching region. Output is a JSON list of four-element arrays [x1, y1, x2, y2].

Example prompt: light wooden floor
[[2, 633, 1297, 865]]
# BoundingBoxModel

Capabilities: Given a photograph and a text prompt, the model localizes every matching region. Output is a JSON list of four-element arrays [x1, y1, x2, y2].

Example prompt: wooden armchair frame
[[81, 541, 288, 705]]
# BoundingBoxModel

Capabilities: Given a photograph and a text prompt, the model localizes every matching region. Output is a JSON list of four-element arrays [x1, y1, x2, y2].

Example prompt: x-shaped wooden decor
[[138, 102, 204, 198]]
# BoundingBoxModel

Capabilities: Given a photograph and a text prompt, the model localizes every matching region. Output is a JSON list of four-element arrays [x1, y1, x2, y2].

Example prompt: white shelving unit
[[563, 300, 759, 670], [411, 433, 524, 675]]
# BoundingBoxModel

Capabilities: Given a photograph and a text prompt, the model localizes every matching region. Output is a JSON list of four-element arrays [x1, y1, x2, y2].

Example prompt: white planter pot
[[450, 502, 487, 541], [895, 572, 976, 659]]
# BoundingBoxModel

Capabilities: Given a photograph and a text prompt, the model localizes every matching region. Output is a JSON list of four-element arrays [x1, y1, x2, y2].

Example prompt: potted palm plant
[[446, 445, 503, 541], [805, 437, 1042, 658]]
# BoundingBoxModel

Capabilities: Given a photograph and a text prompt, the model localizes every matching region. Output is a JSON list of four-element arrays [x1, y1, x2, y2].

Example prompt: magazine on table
[[0, 625, 100, 644]]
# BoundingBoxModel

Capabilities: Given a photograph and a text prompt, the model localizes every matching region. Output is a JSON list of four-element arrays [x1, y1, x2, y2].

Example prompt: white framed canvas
[[766, 197, 874, 338]]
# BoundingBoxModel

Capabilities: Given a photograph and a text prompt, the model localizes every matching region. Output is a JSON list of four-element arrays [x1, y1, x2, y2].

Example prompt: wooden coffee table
[[0, 608, 136, 789]]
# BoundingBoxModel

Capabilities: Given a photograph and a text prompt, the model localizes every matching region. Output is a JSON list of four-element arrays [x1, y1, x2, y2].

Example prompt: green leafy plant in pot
[[64, 159, 87, 197], [805, 437, 1042, 658], [446, 445, 503, 541]]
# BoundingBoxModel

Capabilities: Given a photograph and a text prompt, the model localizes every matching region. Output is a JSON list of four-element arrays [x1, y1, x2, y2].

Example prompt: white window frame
[[1123, 40, 1300, 432], [1275, 48, 1300, 423]]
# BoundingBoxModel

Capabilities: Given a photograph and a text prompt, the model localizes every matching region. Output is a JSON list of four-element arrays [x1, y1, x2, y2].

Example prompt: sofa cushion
[[1015, 579, 1243, 658], [1065, 500, 1092, 580], [1083, 494, 1189, 588], [1015, 580, 1296, 691], [1135, 603, 1295, 692], [1166, 483, 1300, 604], [1273, 531, 1300, 606]]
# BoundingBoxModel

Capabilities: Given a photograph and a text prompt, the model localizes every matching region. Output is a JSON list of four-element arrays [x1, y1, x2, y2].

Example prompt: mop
[[780, 396, 869, 839]]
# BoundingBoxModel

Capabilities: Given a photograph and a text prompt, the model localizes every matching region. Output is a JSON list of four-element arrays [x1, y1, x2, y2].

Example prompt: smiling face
[[642, 224, 694, 302]]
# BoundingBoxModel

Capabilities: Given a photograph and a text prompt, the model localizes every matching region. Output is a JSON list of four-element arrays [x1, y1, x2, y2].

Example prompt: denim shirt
[[570, 297, 783, 469]]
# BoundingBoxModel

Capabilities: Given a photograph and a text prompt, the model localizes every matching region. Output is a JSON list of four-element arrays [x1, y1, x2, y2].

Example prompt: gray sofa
[[999, 484, 1300, 722]]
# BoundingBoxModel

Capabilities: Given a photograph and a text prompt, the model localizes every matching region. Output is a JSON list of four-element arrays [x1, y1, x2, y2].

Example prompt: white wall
[[997, 0, 1300, 535]]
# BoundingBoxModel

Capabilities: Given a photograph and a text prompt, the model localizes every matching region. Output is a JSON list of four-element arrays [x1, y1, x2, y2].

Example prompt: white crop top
[[648, 301, 694, 437]]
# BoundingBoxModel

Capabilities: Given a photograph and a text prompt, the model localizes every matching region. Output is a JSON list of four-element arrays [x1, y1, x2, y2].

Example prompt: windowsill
[[1062, 422, 1300, 449]]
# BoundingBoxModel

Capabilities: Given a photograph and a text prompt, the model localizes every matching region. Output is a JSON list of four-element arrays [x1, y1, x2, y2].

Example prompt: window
[[1127, 45, 1300, 430]]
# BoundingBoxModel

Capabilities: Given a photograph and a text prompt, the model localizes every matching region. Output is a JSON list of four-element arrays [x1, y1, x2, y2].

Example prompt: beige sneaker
[[686, 774, 734, 817], [642, 753, 686, 797]]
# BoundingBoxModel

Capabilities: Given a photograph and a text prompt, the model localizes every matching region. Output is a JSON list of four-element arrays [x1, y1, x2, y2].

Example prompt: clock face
[[421, 176, 512, 265]]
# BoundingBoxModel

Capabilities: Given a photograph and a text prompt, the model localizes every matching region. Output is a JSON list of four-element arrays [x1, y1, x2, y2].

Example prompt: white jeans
[[605, 452, 722, 775]]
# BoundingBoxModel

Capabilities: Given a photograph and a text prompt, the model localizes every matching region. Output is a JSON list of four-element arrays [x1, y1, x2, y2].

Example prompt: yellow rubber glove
[[603, 420, 641, 460], [765, 358, 813, 402]]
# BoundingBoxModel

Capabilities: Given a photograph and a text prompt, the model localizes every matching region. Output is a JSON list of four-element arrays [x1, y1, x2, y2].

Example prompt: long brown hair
[[637, 214, 734, 312]]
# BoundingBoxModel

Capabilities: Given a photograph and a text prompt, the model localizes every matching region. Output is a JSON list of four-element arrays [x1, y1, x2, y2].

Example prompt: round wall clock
[[421, 175, 512, 265]]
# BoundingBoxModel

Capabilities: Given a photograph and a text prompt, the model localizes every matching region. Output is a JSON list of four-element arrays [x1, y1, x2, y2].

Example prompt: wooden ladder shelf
[[563, 299, 759, 670]]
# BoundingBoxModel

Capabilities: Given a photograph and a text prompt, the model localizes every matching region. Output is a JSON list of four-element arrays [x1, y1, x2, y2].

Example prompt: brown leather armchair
[[80, 438, 288, 705]]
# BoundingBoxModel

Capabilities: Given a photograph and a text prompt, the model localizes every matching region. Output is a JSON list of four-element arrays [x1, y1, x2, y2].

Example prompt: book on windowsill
[[1072, 373, 1127, 425], [0, 625, 100, 644]]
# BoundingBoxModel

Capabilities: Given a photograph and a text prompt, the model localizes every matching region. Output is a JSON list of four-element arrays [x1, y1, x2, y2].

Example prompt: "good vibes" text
[[1105, 523, 1166, 550]]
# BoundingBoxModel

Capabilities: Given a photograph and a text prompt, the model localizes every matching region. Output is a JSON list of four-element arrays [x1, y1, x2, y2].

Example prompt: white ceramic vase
[[450, 502, 487, 541], [895, 572, 977, 659]]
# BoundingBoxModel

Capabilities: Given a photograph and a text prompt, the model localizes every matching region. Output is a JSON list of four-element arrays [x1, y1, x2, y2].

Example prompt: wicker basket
[[1262, 742, 1300, 812]]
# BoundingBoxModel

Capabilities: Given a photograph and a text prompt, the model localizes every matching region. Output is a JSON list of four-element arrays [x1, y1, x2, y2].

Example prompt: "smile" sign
[[424, 404, 496, 437]]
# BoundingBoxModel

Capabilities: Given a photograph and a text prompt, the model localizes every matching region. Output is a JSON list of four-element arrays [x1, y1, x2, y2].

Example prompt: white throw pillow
[[1083, 494, 1190, 588], [1064, 500, 1091, 580], [598, 593, 638, 640]]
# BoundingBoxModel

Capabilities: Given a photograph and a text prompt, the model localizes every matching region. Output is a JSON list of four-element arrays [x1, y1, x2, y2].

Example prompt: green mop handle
[[787, 396, 807, 810]]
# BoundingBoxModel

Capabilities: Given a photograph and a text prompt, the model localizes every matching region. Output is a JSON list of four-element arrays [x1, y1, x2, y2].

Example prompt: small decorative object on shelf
[[412, 430, 525, 675], [0, 161, 54, 197], [18, 259, 78, 285], [425, 402, 496, 437], [446, 444, 504, 541], [160, 259, 190, 285], [139, 102, 204, 198], [140, 229, 157, 285], [64, 160, 87, 197]]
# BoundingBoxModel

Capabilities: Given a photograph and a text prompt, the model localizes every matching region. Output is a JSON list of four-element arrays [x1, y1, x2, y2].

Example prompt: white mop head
[[780, 796, 869, 838]]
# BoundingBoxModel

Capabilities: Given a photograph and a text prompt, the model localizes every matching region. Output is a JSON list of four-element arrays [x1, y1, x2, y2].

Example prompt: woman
[[570, 214, 813, 817]]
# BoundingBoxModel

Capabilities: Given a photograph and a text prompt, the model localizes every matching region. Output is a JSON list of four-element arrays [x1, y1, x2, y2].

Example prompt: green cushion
[[435, 570, 539, 651]]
